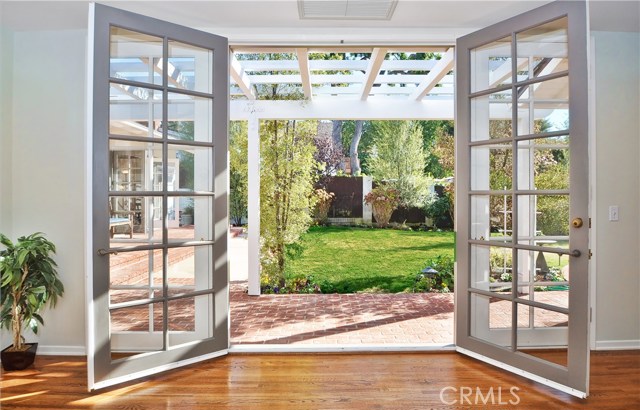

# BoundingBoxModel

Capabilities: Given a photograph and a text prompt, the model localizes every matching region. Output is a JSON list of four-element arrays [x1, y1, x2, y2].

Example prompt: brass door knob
[[572, 218, 583, 228]]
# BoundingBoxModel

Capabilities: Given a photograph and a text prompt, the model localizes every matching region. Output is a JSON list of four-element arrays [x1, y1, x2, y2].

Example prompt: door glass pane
[[110, 27, 163, 85], [517, 76, 569, 135], [110, 301, 164, 333], [471, 195, 512, 242], [470, 36, 513, 92], [470, 144, 513, 190], [109, 142, 163, 191], [516, 249, 569, 310], [470, 90, 512, 141], [471, 244, 515, 294], [168, 294, 214, 347], [516, 17, 568, 80], [109, 196, 163, 248], [167, 144, 214, 192], [167, 93, 213, 143], [109, 83, 162, 137], [110, 249, 163, 287], [517, 305, 568, 367], [164, 246, 213, 291], [470, 293, 511, 348], [517, 139, 570, 190], [168, 41, 213, 93], [168, 196, 213, 242], [517, 194, 570, 241]]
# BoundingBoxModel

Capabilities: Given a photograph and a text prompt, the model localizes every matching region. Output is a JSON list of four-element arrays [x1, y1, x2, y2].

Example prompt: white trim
[[37, 345, 87, 356], [594, 340, 640, 351], [90, 349, 229, 391], [85, 1, 96, 392], [456, 347, 587, 399], [588, 33, 598, 351], [230, 343, 456, 354]]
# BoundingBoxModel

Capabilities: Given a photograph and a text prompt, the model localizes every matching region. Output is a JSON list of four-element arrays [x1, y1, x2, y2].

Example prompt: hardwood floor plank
[[0, 351, 638, 409]]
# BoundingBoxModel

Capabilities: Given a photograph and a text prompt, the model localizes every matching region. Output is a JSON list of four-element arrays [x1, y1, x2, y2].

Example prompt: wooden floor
[[1, 351, 638, 409]]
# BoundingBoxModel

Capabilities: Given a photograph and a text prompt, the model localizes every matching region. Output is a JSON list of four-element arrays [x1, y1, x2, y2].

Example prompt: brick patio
[[230, 281, 454, 345]]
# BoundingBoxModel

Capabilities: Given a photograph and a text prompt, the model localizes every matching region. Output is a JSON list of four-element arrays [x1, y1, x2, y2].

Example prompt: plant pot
[[1, 343, 38, 371]]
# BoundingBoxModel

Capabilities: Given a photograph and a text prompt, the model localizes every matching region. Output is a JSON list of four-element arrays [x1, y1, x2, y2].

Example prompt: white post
[[247, 117, 261, 295], [362, 176, 373, 224]]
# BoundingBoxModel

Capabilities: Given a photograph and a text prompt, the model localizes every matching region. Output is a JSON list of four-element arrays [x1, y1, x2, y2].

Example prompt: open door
[[455, 1, 589, 397], [87, 4, 229, 390]]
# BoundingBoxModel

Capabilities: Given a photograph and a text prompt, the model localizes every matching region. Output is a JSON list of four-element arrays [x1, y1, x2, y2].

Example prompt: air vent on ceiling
[[298, 0, 398, 20]]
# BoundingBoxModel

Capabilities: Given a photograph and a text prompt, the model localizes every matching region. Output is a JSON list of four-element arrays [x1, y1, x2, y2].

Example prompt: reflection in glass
[[168, 294, 214, 347], [517, 139, 570, 190], [109, 249, 163, 287], [470, 36, 512, 92], [471, 145, 513, 190], [109, 83, 161, 137], [167, 93, 213, 143], [168, 41, 213, 93], [517, 76, 569, 134], [108, 196, 163, 247], [110, 27, 163, 84], [471, 195, 513, 241], [516, 17, 568, 80], [470, 90, 512, 141], [110, 302, 164, 333], [517, 195, 570, 239], [167, 145, 214, 192]]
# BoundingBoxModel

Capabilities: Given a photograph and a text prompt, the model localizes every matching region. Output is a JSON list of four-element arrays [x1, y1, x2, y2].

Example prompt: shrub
[[415, 254, 454, 293], [364, 185, 401, 227], [313, 188, 335, 225]]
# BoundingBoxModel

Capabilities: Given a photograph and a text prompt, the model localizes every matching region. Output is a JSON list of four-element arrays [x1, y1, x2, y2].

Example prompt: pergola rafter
[[359, 47, 388, 100], [408, 47, 454, 100], [230, 53, 256, 100], [296, 48, 313, 99]]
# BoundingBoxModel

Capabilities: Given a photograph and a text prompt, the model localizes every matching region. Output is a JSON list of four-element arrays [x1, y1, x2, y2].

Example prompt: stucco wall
[[592, 31, 640, 348]]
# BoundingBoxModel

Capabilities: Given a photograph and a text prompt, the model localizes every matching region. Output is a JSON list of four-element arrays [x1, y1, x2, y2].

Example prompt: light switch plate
[[609, 205, 619, 221]]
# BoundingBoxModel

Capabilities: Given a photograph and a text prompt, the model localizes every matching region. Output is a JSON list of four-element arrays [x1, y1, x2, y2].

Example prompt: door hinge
[[590, 307, 593, 323], [589, 249, 593, 259], [589, 217, 592, 228]]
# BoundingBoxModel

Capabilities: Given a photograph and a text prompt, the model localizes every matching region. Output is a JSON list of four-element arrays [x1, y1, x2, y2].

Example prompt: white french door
[[455, 1, 590, 397], [88, 4, 229, 390]]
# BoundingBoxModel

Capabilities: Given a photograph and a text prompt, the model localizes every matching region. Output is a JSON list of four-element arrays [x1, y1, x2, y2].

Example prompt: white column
[[362, 176, 373, 224], [247, 116, 261, 295]]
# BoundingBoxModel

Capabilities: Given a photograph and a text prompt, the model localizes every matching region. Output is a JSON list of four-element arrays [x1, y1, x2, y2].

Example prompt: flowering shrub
[[364, 185, 401, 227], [313, 188, 335, 225]]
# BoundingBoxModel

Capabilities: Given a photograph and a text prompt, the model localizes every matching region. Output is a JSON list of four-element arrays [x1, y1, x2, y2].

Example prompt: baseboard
[[230, 343, 456, 353], [37, 345, 86, 356], [594, 340, 640, 350]]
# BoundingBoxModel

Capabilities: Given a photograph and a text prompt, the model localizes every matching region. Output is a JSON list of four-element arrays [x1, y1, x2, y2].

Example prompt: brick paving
[[230, 281, 454, 345]]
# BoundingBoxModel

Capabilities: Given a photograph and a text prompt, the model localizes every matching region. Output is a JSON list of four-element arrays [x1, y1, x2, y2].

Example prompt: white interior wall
[[0, 29, 88, 354], [0, 10, 14, 236], [592, 31, 640, 349]]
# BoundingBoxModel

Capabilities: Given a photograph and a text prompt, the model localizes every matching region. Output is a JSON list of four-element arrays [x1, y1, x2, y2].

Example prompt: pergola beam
[[409, 48, 455, 100], [230, 53, 256, 100], [296, 48, 313, 100], [360, 47, 388, 101]]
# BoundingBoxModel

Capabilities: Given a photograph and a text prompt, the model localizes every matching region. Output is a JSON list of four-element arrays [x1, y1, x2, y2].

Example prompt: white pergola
[[228, 46, 456, 294]]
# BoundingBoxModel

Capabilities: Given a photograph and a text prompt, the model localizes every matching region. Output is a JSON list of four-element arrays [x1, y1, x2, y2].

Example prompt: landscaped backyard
[[284, 226, 454, 293]]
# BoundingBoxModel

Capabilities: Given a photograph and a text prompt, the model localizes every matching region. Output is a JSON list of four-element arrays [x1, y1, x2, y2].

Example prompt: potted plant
[[0, 232, 64, 370]]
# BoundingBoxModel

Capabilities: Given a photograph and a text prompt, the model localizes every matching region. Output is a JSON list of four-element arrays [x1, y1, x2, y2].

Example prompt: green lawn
[[284, 226, 455, 293]]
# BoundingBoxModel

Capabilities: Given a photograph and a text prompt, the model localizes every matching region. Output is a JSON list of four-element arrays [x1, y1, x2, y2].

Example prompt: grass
[[284, 226, 455, 293]]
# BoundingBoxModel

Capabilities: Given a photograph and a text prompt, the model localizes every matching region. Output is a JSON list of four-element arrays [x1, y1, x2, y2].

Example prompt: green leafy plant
[[364, 184, 401, 227], [415, 254, 455, 293], [0, 233, 64, 352]]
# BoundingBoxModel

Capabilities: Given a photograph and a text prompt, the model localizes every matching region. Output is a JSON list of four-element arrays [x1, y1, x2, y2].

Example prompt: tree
[[349, 120, 364, 175], [229, 121, 248, 226], [260, 120, 319, 286], [367, 121, 431, 207]]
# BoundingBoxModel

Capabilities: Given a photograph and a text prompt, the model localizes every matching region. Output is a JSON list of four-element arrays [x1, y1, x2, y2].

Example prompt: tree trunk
[[331, 120, 345, 172], [350, 120, 364, 175]]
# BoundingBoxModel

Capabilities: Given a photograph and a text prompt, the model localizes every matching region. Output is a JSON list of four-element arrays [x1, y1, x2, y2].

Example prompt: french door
[[88, 4, 229, 390], [455, 1, 589, 397]]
